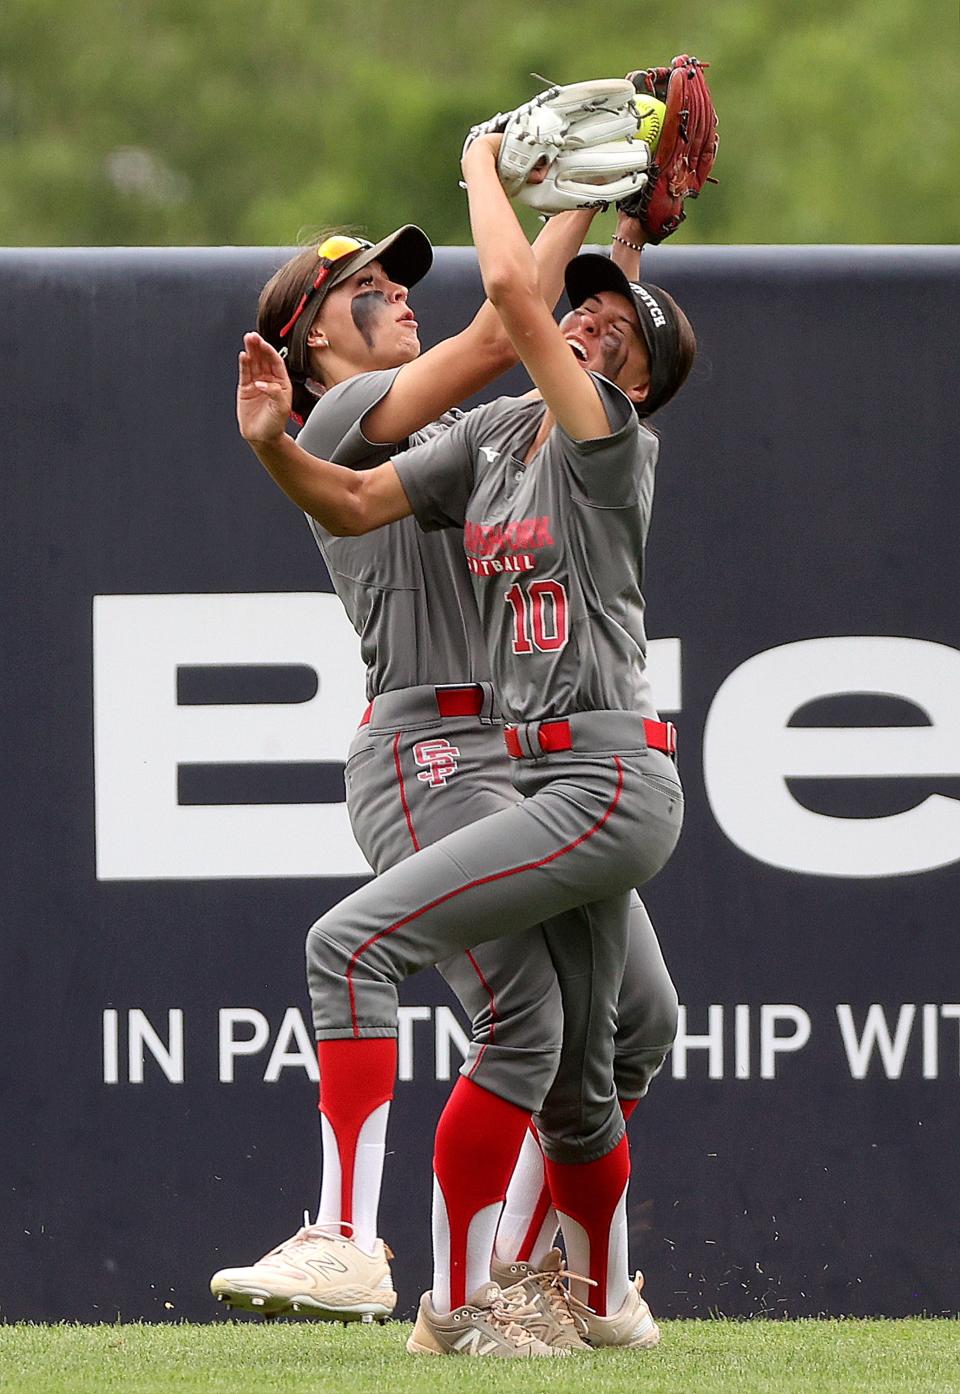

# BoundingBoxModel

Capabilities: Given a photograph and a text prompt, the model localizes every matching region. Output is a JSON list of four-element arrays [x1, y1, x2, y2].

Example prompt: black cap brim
[[564, 253, 682, 416], [564, 252, 637, 316], [328, 224, 433, 295]]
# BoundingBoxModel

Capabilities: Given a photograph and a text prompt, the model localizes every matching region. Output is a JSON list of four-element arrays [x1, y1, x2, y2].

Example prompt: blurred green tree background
[[1, 0, 957, 246]]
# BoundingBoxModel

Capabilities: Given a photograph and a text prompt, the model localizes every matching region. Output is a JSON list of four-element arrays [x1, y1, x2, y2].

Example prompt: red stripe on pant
[[346, 757, 625, 1033], [463, 949, 497, 1078], [392, 734, 497, 1073], [392, 731, 421, 852]]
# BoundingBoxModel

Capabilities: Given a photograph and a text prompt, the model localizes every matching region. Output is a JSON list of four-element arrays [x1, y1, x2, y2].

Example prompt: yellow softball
[[633, 96, 665, 154]]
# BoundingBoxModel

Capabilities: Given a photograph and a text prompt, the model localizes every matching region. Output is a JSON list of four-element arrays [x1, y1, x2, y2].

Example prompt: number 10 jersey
[[394, 374, 662, 726]]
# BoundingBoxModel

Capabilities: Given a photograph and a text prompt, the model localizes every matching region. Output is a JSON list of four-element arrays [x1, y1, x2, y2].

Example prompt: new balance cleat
[[406, 1283, 567, 1357], [210, 1222, 396, 1321], [492, 1248, 590, 1350], [576, 1270, 660, 1349]]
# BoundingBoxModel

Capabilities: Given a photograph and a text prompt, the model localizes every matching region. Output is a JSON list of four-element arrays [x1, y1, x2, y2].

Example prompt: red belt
[[504, 717, 677, 760], [359, 684, 486, 727]]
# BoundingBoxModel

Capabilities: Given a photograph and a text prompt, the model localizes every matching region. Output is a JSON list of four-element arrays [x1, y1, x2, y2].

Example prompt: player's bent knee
[[304, 920, 352, 982], [614, 1043, 673, 1101], [616, 981, 679, 1058], [537, 1094, 625, 1166], [464, 1041, 562, 1114]]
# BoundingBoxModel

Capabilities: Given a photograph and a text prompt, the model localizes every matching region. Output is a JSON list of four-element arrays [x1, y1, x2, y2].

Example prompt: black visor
[[564, 253, 682, 415]]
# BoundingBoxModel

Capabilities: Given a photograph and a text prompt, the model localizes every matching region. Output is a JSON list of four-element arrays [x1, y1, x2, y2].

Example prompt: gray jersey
[[395, 375, 660, 723], [297, 369, 490, 699]]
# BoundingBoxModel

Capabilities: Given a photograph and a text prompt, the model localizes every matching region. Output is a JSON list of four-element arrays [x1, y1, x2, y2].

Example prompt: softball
[[633, 97, 665, 154]]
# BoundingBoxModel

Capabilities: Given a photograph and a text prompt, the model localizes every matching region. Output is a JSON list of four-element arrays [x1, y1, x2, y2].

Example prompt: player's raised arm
[[610, 207, 648, 280], [362, 206, 597, 445], [460, 135, 616, 442], [611, 57, 719, 278], [364, 79, 654, 444], [237, 333, 410, 536]]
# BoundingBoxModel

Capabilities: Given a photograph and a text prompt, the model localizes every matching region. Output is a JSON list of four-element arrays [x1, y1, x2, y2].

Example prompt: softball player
[[213, 209, 678, 1349], [230, 122, 694, 1354]]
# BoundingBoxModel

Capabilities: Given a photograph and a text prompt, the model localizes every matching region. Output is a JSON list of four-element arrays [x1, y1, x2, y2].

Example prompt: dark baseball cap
[[281, 224, 433, 368], [321, 224, 434, 299], [564, 253, 685, 415]]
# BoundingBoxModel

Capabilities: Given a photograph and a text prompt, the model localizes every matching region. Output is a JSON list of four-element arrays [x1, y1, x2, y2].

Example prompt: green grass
[[0, 1319, 957, 1394]]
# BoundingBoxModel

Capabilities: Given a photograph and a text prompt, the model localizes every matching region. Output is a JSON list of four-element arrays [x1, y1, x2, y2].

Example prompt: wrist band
[[612, 233, 643, 252]]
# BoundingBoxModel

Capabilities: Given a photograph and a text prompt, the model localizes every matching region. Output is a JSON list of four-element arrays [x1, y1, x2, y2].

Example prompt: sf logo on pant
[[414, 739, 461, 788]]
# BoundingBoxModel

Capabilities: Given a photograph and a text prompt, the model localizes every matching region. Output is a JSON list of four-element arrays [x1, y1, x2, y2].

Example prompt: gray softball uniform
[[300, 378, 556, 1107], [305, 374, 682, 1163], [299, 371, 676, 1108]]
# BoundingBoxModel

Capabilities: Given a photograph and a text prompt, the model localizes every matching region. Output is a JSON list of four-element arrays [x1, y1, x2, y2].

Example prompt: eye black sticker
[[351, 291, 390, 348]]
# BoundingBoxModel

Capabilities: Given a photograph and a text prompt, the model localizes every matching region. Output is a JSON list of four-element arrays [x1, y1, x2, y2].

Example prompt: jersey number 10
[[505, 580, 569, 655]]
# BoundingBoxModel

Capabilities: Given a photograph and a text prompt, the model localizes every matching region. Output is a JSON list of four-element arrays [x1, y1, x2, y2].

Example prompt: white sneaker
[[406, 1284, 567, 1357], [210, 1223, 396, 1321], [577, 1271, 660, 1349]]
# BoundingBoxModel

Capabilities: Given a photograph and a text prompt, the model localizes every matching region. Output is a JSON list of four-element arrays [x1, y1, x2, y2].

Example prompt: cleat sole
[[210, 1286, 394, 1322]]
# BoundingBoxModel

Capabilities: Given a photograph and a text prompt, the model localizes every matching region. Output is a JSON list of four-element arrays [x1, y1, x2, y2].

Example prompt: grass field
[[1, 1319, 958, 1394]]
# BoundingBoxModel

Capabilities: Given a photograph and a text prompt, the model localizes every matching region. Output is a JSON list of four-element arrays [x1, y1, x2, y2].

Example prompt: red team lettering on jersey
[[465, 516, 554, 576], [464, 516, 568, 655], [464, 516, 555, 556], [414, 739, 461, 788], [465, 515, 554, 574]]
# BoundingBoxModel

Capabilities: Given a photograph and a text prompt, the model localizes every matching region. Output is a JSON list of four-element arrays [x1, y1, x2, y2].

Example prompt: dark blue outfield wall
[[1, 244, 958, 1323]]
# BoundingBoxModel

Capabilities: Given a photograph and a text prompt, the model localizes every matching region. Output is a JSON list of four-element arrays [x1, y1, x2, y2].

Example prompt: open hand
[[237, 332, 293, 444]]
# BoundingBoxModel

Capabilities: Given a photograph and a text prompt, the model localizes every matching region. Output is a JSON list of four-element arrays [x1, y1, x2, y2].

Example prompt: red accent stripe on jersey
[[392, 732, 421, 854], [464, 949, 497, 1078], [346, 757, 625, 1034]]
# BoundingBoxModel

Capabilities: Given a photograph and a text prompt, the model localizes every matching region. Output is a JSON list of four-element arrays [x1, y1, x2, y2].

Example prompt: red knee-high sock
[[316, 1039, 396, 1242], [506, 1099, 638, 1265], [545, 1133, 631, 1316], [432, 1077, 531, 1312]]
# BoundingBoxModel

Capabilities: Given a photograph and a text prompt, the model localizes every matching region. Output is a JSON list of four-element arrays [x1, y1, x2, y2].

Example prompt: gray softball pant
[[342, 684, 678, 1110], [312, 702, 683, 1164]]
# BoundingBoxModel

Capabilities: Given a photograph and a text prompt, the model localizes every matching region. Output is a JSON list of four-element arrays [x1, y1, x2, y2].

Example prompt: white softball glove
[[463, 80, 650, 214], [514, 142, 650, 214]]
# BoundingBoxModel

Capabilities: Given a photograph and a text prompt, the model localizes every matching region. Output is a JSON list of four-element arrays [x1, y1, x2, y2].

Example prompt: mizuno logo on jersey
[[414, 739, 461, 788], [464, 516, 554, 558], [479, 448, 501, 464]]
